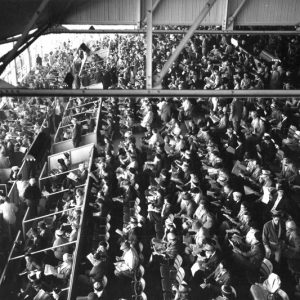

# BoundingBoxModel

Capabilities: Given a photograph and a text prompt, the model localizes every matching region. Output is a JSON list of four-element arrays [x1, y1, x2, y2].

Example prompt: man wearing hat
[[259, 169, 273, 188], [229, 97, 244, 133], [52, 228, 69, 261], [71, 117, 82, 148], [260, 133, 277, 164], [177, 192, 197, 219], [192, 239, 220, 281], [262, 211, 285, 262], [231, 230, 264, 273], [23, 177, 42, 219], [122, 217, 143, 252], [37, 221, 53, 248], [9, 166, 20, 182], [280, 157, 298, 184], [51, 253, 73, 285]]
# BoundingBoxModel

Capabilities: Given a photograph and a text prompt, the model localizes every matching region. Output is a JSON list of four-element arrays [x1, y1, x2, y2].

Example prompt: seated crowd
[[13, 183, 86, 300], [77, 95, 299, 300], [1, 27, 300, 300]]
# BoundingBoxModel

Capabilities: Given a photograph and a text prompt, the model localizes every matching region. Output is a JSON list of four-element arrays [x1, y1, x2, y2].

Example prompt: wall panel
[[62, 0, 300, 27], [229, 0, 300, 26], [144, 0, 225, 26], [64, 0, 139, 25]]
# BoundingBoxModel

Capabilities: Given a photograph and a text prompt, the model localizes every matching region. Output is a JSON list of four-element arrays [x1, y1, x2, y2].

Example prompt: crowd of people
[[1, 27, 300, 300], [77, 93, 299, 300]]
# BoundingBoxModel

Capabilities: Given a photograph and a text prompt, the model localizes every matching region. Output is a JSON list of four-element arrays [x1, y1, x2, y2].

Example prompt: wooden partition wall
[[51, 99, 102, 154]]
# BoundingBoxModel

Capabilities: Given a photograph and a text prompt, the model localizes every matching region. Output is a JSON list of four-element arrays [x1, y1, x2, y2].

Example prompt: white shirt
[[272, 195, 283, 211], [0, 202, 18, 224], [141, 111, 153, 128], [122, 247, 139, 270], [148, 133, 164, 147]]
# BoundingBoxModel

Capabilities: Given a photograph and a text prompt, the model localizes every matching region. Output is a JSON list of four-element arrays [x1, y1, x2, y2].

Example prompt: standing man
[[0, 196, 18, 240], [36, 54, 42, 67], [23, 178, 41, 219], [71, 117, 82, 148], [229, 98, 244, 133], [262, 210, 285, 263]]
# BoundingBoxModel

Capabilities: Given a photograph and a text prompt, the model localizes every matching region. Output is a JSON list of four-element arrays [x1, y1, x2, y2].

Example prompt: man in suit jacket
[[232, 230, 264, 272], [229, 98, 244, 132], [280, 157, 298, 184], [202, 260, 232, 299], [53, 253, 73, 283], [262, 211, 285, 262], [24, 178, 42, 219], [192, 239, 221, 283], [0, 150, 11, 168], [158, 99, 173, 124], [71, 117, 82, 148]]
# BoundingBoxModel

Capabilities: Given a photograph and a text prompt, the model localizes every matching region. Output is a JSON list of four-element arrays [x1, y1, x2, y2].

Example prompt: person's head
[[93, 280, 104, 292], [78, 163, 85, 172], [11, 166, 19, 173], [182, 192, 193, 204], [226, 127, 233, 136], [199, 200, 208, 211], [29, 177, 36, 186], [165, 216, 175, 229], [167, 232, 177, 244], [76, 188, 83, 197], [97, 241, 108, 252], [71, 118, 77, 125], [223, 184, 233, 195], [120, 241, 130, 252], [240, 201, 249, 212], [250, 110, 257, 119], [37, 221, 46, 230], [203, 239, 216, 258], [63, 253, 72, 263], [233, 192, 242, 202], [286, 219, 297, 234], [129, 217, 138, 229], [271, 210, 281, 225], [25, 253, 32, 262]]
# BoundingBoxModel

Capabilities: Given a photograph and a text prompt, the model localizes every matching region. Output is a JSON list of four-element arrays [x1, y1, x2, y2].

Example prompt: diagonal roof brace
[[142, 0, 163, 25], [153, 0, 218, 88], [0, 0, 51, 75], [227, 0, 248, 28]]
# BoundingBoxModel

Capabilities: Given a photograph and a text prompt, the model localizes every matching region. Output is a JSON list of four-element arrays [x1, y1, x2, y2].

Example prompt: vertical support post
[[153, 0, 218, 87], [136, 0, 141, 29], [27, 48, 32, 71], [12, 42, 18, 85], [146, 0, 153, 89], [12, 59, 18, 85], [222, 0, 229, 30]]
